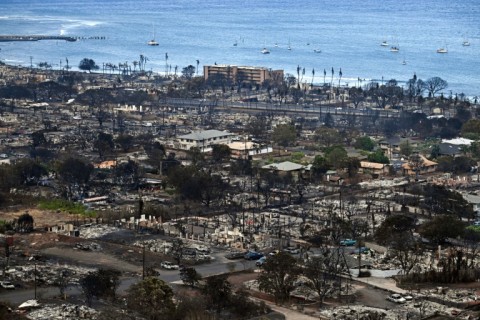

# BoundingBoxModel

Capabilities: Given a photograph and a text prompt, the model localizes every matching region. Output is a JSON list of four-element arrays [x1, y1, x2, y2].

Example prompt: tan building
[[203, 65, 284, 86]]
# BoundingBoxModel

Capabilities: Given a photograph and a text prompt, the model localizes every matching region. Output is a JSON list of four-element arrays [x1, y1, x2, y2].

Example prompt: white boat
[[381, 40, 389, 47], [402, 59, 407, 65], [462, 40, 470, 46], [274, 42, 278, 47], [147, 25, 159, 46], [390, 46, 399, 52], [261, 47, 270, 54], [437, 47, 448, 53], [313, 49, 322, 53], [287, 39, 292, 50]]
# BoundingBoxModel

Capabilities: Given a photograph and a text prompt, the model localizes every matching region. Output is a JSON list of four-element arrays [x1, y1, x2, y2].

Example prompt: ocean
[[0, 0, 479, 96]]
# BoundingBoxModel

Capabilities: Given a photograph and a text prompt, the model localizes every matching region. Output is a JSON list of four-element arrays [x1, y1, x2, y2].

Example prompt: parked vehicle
[[244, 251, 264, 260], [284, 247, 300, 254], [256, 256, 267, 266], [225, 251, 246, 260], [350, 247, 370, 255], [0, 281, 15, 290], [269, 250, 280, 256], [340, 239, 357, 246], [160, 261, 179, 270], [386, 293, 406, 304]]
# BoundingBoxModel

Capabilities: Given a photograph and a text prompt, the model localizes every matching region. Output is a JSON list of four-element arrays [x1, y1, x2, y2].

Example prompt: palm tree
[[323, 69, 326, 85], [133, 61, 138, 73], [196, 59, 200, 76], [311, 68, 315, 87], [330, 67, 334, 87], [165, 52, 169, 77], [296, 65, 301, 89], [338, 68, 343, 87], [174, 65, 178, 78]]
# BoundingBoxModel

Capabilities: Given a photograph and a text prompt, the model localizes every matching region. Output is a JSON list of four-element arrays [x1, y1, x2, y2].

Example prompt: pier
[[0, 35, 106, 42]]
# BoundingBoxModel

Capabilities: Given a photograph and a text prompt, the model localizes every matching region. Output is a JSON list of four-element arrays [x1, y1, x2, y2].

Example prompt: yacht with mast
[[147, 25, 159, 46]]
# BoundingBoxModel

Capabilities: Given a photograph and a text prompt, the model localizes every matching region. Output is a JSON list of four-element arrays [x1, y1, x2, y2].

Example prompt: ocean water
[[0, 0, 479, 96]]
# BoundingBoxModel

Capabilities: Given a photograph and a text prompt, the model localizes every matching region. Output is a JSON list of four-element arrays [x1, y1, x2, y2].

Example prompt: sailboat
[[390, 46, 399, 52], [287, 39, 292, 50], [147, 24, 159, 46], [402, 58, 407, 65], [261, 41, 270, 54]]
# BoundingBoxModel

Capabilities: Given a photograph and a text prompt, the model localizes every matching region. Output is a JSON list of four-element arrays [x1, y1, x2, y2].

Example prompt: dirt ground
[[0, 207, 82, 228]]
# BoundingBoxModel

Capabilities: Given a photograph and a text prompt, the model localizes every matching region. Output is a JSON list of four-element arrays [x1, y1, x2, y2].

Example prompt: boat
[[287, 39, 291, 50], [313, 49, 322, 53], [390, 46, 399, 52], [147, 25, 159, 46], [233, 40, 238, 47], [462, 40, 470, 46], [381, 40, 389, 47], [437, 47, 448, 53], [402, 59, 407, 65], [261, 47, 270, 54], [274, 42, 278, 47]]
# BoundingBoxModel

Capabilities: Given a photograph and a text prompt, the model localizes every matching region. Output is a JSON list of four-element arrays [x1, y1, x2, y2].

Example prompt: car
[[473, 221, 480, 226], [386, 293, 406, 304], [225, 251, 246, 260], [350, 247, 370, 255], [256, 256, 267, 266], [160, 261, 179, 270], [403, 294, 413, 301], [0, 281, 15, 290], [244, 251, 264, 260], [269, 250, 280, 256], [284, 247, 300, 254], [340, 239, 357, 246]]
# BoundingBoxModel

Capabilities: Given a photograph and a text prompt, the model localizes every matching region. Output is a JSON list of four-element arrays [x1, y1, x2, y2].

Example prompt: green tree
[[16, 213, 34, 233], [202, 274, 232, 313], [367, 149, 389, 164], [57, 157, 93, 199], [126, 277, 176, 320], [325, 146, 348, 169], [399, 140, 413, 157], [272, 124, 296, 148], [211, 144, 231, 163], [419, 215, 465, 245], [257, 252, 301, 303], [80, 269, 121, 306], [354, 136, 375, 151], [324, 113, 334, 128], [374, 215, 416, 245], [180, 267, 202, 287], [181, 65, 196, 80], [94, 132, 114, 159], [461, 119, 480, 139], [78, 58, 99, 72], [314, 127, 342, 147]]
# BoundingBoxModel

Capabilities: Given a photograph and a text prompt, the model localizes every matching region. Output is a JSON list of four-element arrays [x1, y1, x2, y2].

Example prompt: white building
[[177, 130, 234, 152]]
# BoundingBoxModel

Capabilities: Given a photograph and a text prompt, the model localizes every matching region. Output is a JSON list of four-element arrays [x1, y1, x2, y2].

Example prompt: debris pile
[[78, 225, 119, 239], [27, 303, 97, 319]]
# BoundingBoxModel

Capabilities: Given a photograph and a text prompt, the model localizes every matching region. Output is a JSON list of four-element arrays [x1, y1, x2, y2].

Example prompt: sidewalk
[[354, 276, 406, 294], [250, 297, 322, 320]]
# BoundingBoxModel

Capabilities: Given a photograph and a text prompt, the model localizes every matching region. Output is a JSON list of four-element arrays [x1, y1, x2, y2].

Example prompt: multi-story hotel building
[[203, 65, 284, 86]]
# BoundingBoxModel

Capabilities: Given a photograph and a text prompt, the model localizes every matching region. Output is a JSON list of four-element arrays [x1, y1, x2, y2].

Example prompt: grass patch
[[38, 199, 96, 217]]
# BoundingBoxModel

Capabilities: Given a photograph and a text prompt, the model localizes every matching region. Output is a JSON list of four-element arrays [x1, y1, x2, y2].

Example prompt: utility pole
[[142, 245, 146, 280], [34, 262, 37, 300]]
